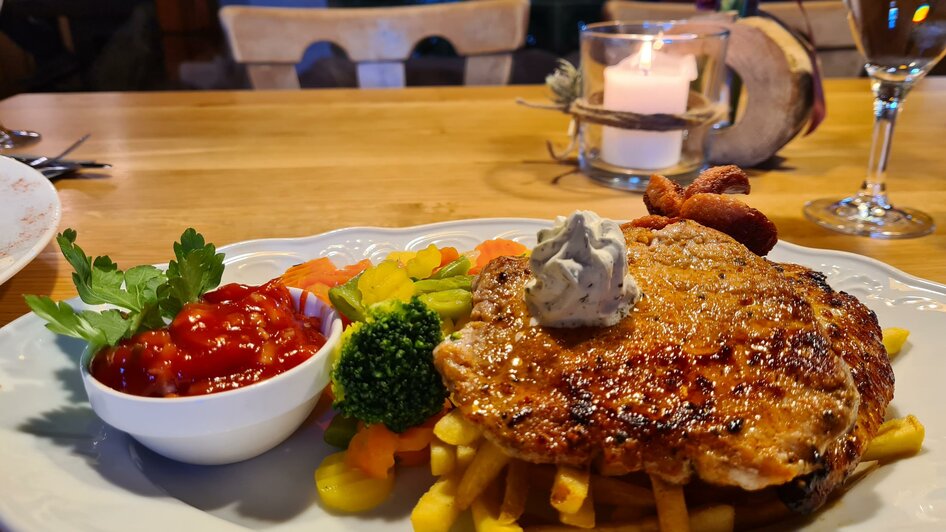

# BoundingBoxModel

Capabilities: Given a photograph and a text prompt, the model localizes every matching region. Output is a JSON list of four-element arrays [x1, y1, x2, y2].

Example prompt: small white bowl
[[79, 287, 342, 465]]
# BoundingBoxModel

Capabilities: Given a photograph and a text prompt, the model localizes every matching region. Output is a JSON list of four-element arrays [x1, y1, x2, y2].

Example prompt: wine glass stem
[[860, 80, 907, 208]]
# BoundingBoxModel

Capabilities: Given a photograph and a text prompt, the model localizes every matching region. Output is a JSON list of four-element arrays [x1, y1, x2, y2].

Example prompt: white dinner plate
[[1, 218, 944, 531], [0, 156, 61, 285]]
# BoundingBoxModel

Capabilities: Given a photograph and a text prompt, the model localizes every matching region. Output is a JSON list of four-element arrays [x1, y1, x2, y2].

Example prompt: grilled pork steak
[[776, 263, 894, 512], [434, 220, 892, 511]]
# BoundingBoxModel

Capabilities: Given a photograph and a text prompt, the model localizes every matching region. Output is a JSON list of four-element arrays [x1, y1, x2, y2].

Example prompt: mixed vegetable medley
[[279, 238, 529, 514]]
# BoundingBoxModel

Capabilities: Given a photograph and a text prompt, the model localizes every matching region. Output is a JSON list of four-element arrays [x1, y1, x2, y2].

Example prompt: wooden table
[[1, 78, 944, 326]]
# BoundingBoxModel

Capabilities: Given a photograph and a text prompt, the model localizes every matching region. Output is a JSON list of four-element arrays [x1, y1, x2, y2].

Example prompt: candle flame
[[653, 32, 665, 51], [640, 39, 654, 74]]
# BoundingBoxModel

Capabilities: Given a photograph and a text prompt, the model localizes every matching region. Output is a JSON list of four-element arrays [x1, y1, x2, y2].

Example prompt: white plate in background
[[0, 156, 61, 285]]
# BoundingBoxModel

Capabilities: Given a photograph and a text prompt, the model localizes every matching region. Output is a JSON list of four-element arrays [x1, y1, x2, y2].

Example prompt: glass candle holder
[[578, 21, 730, 191]]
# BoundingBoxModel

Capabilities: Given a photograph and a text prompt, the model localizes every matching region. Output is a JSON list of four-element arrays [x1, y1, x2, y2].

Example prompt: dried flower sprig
[[545, 59, 582, 107]]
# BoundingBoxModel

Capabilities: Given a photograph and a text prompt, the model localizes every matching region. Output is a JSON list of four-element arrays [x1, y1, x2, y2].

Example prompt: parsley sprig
[[25, 228, 225, 353]]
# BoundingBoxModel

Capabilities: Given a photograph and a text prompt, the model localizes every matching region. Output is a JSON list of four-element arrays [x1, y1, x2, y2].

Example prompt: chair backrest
[[220, 0, 530, 89], [760, 1, 862, 76], [603, 1, 728, 22], [602, 0, 863, 77]]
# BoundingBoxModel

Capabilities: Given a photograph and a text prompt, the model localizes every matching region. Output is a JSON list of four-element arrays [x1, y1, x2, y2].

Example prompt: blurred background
[[0, 0, 577, 96], [0, 0, 940, 99]]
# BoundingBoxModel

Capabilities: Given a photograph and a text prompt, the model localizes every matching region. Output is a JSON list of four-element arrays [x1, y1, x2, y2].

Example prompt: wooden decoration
[[708, 17, 815, 167]]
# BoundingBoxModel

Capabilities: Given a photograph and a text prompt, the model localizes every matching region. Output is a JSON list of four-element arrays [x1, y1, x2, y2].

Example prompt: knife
[[5, 154, 111, 169]]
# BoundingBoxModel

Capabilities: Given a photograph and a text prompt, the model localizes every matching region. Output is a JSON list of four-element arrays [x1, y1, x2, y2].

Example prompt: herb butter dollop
[[524, 211, 641, 328]]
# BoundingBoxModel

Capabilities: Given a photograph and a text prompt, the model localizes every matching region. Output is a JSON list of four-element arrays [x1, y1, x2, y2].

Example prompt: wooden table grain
[[1, 79, 945, 326]]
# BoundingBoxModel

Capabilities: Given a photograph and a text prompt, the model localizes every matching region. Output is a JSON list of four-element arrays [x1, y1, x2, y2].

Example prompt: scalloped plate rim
[[220, 217, 946, 294]]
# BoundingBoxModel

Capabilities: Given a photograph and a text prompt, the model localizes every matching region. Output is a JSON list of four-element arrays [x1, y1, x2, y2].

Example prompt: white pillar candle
[[600, 41, 697, 170]]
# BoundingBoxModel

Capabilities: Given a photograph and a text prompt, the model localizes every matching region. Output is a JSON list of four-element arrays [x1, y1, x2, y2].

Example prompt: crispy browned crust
[[643, 166, 777, 255], [680, 194, 778, 256], [629, 214, 678, 231], [775, 264, 894, 512], [683, 165, 751, 198], [434, 220, 890, 506], [642, 174, 685, 217]]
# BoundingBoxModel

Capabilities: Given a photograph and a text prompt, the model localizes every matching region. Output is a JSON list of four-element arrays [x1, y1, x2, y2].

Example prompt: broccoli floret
[[331, 297, 447, 433]]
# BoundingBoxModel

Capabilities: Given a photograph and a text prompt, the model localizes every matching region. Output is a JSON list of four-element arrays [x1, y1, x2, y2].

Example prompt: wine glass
[[804, 0, 946, 238]]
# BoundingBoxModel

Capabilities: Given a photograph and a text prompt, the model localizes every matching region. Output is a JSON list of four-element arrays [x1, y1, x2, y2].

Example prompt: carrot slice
[[346, 423, 399, 479], [393, 423, 437, 467], [397, 426, 435, 452], [469, 239, 528, 274], [396, 447, 431, 467], [306, 283, 331, 304], [438, 247, 460, 267], [322, 386, 336, 405], [341, 410, 446, 476], [326, 258, 372, 286], [281, 257, 335, 287], [282, 258, 372, 291]]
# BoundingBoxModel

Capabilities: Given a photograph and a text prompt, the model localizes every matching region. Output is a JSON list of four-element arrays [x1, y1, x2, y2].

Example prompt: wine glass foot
[[0, 129, 42, 149], [803, 196, 935, 238]]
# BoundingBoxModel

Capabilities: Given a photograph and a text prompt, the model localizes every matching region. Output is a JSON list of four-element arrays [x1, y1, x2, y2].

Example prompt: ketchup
[[89, 280, 326, 397]]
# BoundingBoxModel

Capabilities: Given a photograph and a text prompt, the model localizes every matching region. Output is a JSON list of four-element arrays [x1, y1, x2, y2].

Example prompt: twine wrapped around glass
[[578, 21, 730, 191]]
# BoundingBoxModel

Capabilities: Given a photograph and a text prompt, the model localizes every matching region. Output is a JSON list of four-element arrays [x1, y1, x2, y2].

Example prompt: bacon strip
[[642, 166, 777, 255]]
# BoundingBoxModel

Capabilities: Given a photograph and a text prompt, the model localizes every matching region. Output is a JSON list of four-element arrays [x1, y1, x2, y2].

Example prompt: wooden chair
[[602, 0, 863, 77], [219, 0, 529, 89], [603, 1, 729, 22], [761, 1, 862, 77]]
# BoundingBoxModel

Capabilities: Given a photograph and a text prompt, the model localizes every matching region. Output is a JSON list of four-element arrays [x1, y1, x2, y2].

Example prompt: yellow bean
[[315, 451, 395, 513]]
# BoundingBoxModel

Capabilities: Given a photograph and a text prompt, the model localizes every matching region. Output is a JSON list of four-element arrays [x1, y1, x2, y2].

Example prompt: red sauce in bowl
[[89, 280, 327, 397]]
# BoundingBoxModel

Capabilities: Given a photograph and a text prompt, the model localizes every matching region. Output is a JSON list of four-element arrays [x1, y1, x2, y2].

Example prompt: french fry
[[559, 490, 595, 529], [412, 474, 462, 532], [592, 475, 657, 507], [434, 409, 483, 446], [881, 327, 910, 357], [471, 480, 524, 532], [473, 500, 525, 532], [458, 443, 479, 470], [650, 475, 690, 532], [550, 465, 591, 515], [687, 505, 734, 532], [863, 414, 925, 461], [457, 440, 512, 509], [431, 439, 457, 476], [500, 459, 530, 522]]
